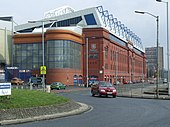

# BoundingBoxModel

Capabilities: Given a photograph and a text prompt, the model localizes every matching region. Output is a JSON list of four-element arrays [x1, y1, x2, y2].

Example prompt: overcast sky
[[0, 0, 169, 68]]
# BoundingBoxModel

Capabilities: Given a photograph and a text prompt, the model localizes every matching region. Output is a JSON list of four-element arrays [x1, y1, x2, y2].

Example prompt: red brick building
[[83, 28, 146, 84], [14, 6, 146, 85]]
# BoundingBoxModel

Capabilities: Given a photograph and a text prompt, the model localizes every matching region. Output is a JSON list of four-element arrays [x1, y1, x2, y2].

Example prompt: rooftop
[[15, 5, 144, 52]]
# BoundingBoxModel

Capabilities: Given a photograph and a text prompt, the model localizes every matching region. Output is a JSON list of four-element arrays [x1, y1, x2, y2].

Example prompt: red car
[[91, 81, 117, 98]]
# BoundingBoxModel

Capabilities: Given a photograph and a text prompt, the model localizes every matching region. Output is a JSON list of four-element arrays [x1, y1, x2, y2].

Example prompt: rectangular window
[[89, 54, 93, 58], [16, 56, 22, 63], [57, 16, 82, 27], [33, 63, 39, 69], [21, 51, 27, 57], [49, 62, 55, 68], [105, 50, 108, 59], [105, 64, 108, 69], [93, 54, 98, 59], [84, 13, 97, 25]]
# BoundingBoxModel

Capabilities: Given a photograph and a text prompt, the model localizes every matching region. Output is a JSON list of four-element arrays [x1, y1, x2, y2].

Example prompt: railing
[[11, 84, 43, 90]]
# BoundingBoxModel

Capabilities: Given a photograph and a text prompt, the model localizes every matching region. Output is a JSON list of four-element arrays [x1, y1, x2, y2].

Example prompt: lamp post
[[135, 11, 159, 98], [86, 38, 89, 88], [28, 19, 57, 91], [156, 0, 170, 95], [115, 51, 118, 85]]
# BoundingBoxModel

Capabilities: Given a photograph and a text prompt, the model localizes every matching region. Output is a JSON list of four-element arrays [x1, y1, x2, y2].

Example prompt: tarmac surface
[[1, 84, 170, 125]]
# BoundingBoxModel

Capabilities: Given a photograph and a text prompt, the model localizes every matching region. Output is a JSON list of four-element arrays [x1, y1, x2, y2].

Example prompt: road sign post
[[40, 66, 46, 91], [40, 66, 46, 75]]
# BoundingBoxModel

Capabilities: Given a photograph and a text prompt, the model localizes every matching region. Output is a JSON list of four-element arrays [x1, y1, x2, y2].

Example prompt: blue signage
[[0, 83, 11, 96]]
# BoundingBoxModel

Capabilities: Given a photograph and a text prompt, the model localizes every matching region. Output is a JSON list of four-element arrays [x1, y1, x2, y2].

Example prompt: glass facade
[[57, 16, 82, 27], [14, 40, 81, 70], [14, 43, 44, 69], [47, 40, 81, 69]]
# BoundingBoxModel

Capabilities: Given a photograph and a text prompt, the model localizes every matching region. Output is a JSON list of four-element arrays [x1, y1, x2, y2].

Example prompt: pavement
[[1, 84, 170, 125]]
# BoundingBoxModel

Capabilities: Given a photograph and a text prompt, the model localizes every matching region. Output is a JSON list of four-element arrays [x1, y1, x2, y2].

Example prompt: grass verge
[[0, 89, 70, 109]]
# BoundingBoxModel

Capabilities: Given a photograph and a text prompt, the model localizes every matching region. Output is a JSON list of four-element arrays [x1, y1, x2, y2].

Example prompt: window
[[93, 54, 98, 59], [57, 16, 82, 27], [105, 50, 108, 59], [89, 54, 98, 59], [84, 13, 97, 25], [14, 43, 43, 69], [105, 64, 108, 69], [47, 40, 81, 69], [14, 40, 81, 70], [109, 34, 126, 47]]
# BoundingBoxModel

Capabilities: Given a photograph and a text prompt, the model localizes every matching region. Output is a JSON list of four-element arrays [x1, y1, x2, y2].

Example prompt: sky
[[0, 0, 169, 68]]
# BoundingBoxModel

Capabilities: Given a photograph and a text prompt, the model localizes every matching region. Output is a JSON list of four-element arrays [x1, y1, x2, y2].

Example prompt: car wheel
[[113, 95, 116, 98], [91, 90, 95, 96]]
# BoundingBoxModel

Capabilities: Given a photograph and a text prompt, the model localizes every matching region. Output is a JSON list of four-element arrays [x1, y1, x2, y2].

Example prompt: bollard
[[46, 85, 51, 93], [30, 83, 33, 90]]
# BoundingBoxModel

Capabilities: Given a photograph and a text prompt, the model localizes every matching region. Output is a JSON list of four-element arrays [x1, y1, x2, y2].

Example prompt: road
[[4, 89, 170, 127]]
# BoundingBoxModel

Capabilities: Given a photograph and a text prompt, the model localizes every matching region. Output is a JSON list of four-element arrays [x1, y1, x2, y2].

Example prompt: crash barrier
[[115, 83, 168, 99]]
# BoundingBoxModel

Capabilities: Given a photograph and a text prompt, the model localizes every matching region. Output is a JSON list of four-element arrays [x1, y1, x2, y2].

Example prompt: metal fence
[[11, 84, 43, 90]]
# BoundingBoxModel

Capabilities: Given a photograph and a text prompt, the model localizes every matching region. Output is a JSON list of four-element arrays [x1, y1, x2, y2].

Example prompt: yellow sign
[[40, 66, 46, 75]]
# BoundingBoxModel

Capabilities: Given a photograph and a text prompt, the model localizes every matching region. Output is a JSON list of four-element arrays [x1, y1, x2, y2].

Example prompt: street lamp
[[115, 51, 118, 85], [156, 0, 170, 95], [86, 38, 89, 88], [135, 11, 159, 98], [28, 19, 57, 91]]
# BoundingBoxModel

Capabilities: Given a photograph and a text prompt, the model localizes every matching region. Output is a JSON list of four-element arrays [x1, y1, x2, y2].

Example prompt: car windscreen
[[99, 82, 112, 87]]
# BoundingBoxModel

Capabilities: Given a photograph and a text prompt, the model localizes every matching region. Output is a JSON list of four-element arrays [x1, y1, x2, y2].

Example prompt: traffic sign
[[40, 66, 46, 75]]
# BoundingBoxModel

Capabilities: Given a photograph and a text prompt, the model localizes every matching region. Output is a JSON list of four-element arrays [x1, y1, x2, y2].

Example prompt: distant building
[[0, 20, 12, 65], [0, 19, 13, 82], [145, 47, 164, 78]]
